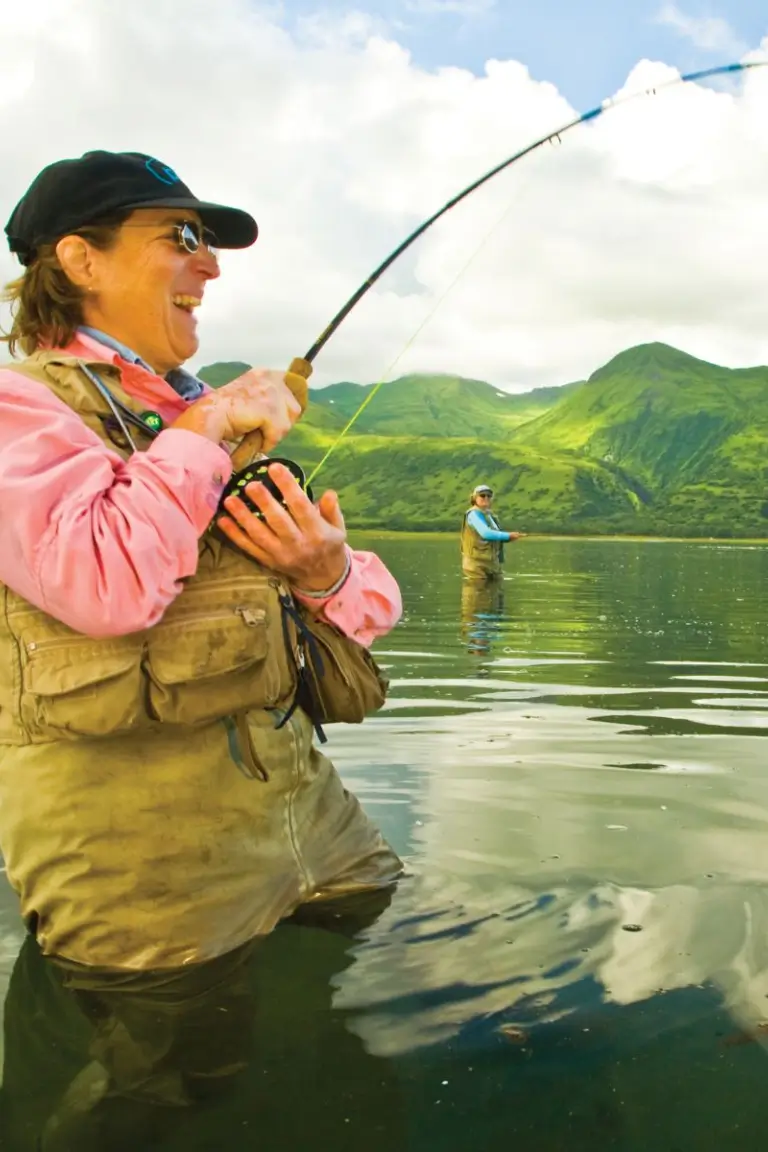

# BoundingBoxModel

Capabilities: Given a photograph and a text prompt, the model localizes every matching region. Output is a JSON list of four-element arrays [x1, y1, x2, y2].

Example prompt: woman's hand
[[217, 462, 348, 593], [170, 368, 304, 453]]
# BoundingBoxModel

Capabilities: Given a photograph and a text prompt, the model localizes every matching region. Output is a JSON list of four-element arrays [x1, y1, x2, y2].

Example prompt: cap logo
[[145, 158, 181, 186]]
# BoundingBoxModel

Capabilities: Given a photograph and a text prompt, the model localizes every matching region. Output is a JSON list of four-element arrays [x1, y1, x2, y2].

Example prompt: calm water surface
[[2, 536, 768, 1150]]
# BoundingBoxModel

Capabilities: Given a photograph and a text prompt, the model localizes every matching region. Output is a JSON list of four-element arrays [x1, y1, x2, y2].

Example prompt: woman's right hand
[[170, 368, 305, 453]]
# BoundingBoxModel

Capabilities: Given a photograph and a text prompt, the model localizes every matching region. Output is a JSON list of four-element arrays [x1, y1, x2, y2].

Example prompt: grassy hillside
[[512, 343, 768, 487], [309, 374, 584, 436], [286, 434, 641, 533], [197, 361, 251, 388], [196, 364, 581, 436], [197, 344, 768, 537]]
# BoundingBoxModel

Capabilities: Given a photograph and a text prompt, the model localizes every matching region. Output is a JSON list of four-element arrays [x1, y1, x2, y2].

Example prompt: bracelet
[[292, 551, 352, 600]]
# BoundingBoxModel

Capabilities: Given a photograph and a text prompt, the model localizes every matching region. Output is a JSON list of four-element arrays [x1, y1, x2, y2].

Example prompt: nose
[[194, 245, 221, 281]]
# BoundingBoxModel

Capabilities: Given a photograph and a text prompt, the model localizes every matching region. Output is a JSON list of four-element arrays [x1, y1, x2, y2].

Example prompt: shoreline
[[348, 530, 768, 545]]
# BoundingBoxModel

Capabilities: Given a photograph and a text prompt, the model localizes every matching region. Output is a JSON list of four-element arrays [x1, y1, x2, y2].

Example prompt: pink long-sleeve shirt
[[0, 333, 401, 647]]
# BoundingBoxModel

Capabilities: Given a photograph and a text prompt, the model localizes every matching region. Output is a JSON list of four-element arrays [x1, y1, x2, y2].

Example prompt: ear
[[55, 235, 98, 291]]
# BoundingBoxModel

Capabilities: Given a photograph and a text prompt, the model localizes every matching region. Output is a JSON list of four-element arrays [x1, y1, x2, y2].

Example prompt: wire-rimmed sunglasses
[[172, 221, 219, 257], [115, 218, 219, 257]]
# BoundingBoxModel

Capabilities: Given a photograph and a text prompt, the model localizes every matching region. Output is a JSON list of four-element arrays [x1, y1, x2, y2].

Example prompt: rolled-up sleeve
[[293, 547, 402, 648], [0, 372, 232, 637]]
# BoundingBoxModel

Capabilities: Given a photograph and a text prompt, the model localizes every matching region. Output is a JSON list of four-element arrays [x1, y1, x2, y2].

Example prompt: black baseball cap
[[4, 150, 258, 266]]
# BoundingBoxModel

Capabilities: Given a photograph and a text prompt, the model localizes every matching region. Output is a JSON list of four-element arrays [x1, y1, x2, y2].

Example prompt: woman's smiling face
[[71, 207, 221, 374]]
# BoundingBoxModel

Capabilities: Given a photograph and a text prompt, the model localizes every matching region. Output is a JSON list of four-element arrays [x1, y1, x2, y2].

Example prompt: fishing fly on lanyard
[[218, 59, 768, 514]]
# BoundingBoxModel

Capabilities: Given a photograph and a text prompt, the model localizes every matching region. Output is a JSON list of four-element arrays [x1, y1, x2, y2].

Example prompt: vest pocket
[[21, 639, 144, 739], [145, 607, 283, 725]]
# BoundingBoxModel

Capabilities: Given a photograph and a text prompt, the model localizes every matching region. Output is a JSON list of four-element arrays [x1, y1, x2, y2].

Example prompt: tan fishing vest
[[460, 506, 502, 578], [0, 349, 301, 748]]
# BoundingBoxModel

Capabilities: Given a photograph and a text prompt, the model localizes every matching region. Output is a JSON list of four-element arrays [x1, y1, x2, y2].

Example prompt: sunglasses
[[477, 492, 493, 498], [116, 218, 219, 256], [172, 221, 219, 257]]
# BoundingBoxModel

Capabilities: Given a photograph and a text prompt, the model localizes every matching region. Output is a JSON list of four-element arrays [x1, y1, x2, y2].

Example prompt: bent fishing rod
[[220, 58, 767, 509]]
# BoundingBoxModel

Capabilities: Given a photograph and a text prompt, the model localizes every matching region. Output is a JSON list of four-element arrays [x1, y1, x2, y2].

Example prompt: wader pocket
[[21, 639, 144, 739], [145, 608, 281, 725]]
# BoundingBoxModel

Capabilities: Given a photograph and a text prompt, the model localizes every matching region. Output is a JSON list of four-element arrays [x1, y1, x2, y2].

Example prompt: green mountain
[[508, 343, 768, 534], [197, 343, 768, 537], [196, 365, 582, 436], [197, 361, 251, 388], [308, 374, 584, 437], [513, 343, 765, 485]]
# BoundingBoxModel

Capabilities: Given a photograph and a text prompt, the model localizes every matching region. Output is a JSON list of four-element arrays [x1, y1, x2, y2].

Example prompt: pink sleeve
[[293, 547, 402, 648], [0, 372, 232, 638]]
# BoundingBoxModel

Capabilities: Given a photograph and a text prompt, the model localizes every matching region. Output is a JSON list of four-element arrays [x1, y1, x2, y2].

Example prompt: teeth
[[172, 295, 201, 311]]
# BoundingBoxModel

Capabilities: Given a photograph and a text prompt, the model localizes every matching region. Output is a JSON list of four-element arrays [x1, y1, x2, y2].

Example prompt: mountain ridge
[[197, 342, 768, 537]]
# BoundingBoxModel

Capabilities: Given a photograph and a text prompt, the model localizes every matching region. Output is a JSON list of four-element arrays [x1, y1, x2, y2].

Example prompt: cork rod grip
[[230, 357, 314, 470]]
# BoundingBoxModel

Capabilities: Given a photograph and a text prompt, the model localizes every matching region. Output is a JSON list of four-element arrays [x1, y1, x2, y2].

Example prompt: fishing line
[[305, 168, 539, 485], [220, 59, 768, 509]]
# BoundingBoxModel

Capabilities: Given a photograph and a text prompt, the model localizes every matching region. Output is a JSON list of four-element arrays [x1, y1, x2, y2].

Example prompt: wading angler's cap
[[4, 150, 259, 266], [473, 484, 493, 496]]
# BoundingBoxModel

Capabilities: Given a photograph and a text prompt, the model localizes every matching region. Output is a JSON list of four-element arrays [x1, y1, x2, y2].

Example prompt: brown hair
[[0, 211, 131, 357]]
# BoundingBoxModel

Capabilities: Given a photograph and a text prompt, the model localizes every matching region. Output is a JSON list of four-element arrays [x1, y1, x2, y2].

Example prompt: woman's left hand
[[217, 462, 348, 593]]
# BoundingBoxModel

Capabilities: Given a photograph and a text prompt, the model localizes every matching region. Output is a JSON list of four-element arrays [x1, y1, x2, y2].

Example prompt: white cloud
[[1, 1, 768, 392], [655, 3, 748, 56], [405, 0, 495, 16]]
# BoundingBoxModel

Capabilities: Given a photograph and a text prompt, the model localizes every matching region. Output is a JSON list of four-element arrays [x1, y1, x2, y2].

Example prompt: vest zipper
[[234, 606, 266, 627], [23, 605, 267, 655], [268, 578, 302, 666]]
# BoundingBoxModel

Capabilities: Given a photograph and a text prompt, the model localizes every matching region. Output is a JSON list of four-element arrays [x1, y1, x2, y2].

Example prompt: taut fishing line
[[218, 59, 768, 511]]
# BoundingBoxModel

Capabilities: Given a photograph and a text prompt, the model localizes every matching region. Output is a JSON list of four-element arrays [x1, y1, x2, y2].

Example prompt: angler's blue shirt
[[466, 509, 508, 541]]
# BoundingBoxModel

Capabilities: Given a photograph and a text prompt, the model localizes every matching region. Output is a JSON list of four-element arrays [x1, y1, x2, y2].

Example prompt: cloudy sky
[[1, 0, 767, 391]]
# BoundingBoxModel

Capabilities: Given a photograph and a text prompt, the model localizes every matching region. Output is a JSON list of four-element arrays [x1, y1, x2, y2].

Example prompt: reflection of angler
[[460, 577, 505, 658]]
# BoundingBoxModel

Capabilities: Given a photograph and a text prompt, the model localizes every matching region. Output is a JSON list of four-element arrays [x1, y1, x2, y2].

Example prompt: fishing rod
[[220, 58, 767, 510]]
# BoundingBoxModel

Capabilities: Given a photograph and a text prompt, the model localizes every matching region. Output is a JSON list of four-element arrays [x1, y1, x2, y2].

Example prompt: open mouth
[[171, 295, 201, 313]]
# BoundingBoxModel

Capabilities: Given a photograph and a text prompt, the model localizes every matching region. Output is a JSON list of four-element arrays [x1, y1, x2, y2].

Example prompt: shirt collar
[[78, 326, 152, 370], [77, 326, 206, 401]]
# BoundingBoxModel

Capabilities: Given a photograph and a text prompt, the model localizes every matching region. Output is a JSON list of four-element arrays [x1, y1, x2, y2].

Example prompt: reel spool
[[218, 457, 314, 518]]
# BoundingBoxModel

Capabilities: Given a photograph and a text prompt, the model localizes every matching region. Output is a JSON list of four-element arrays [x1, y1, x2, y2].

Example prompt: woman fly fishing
[[0, 149, 404, 971]]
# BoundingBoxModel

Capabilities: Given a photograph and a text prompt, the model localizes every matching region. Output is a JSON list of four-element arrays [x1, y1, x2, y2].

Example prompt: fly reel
[[218, 457, 314, 518]]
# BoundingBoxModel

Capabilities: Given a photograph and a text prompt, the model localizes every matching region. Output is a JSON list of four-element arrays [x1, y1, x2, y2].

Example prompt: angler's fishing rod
[[221, 58, 767, 509]]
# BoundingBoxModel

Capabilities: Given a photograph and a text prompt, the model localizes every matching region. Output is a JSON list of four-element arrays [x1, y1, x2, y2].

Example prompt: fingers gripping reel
[[219, 456, 315, 516]]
